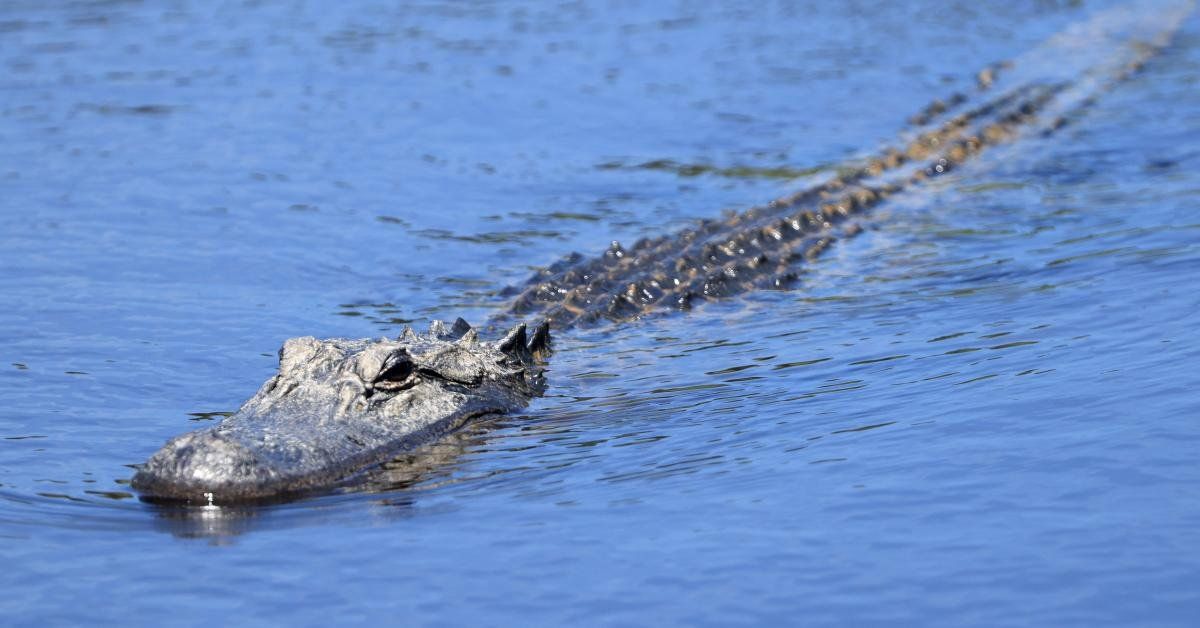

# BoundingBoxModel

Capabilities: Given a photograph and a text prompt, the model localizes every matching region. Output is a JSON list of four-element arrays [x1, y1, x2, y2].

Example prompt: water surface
[[2, 1, 1199, 625]]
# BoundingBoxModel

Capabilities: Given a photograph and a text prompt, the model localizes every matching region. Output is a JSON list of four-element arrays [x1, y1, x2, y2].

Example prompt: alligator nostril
[[132, 429, 271, 501]]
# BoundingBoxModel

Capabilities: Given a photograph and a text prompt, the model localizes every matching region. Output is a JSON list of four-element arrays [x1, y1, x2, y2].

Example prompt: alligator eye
[[375, 359, 414, 384], [373, 356, 419, 394]]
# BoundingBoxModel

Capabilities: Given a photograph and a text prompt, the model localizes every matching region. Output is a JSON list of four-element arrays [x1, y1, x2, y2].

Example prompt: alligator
[[132, 0, 1193, 503]]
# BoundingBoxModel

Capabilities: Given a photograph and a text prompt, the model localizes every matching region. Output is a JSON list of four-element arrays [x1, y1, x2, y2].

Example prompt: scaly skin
[[133, 1, 1192, 504], [132, 320, 549, 502], [504, 1, 1192, 328]]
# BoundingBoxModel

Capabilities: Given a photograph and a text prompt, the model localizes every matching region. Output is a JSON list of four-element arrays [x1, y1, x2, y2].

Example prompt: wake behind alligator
[[132, 1, 1194, 503]]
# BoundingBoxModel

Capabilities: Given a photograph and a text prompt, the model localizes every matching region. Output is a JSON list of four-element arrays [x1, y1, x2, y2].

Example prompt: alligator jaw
[[132, 319, 550, 504]]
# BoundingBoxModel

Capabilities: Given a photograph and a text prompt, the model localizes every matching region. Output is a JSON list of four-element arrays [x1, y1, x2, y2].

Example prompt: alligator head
[[132, 319, 550, 504]]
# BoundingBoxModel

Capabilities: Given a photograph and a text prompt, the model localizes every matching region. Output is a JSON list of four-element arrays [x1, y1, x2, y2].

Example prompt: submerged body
[[132, 1, 1193, 503]]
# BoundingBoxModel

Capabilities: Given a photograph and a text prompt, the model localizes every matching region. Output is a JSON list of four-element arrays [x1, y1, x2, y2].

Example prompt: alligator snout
[[132, 429, 280, 502]]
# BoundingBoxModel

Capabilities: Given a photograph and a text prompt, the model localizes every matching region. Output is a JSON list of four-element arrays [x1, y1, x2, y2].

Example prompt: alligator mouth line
[[132, 0, 1195, 505]]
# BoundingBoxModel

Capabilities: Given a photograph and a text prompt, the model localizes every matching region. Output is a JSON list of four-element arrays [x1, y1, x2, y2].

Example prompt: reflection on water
[[2, 0, 1200, 625]]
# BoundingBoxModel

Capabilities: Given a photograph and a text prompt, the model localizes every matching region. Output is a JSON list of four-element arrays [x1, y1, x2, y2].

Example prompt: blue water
[[2, 1, 1199, 625]]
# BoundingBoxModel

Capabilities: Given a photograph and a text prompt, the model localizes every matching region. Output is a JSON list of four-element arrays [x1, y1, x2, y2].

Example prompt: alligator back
[[503, 0, 1194, 330]]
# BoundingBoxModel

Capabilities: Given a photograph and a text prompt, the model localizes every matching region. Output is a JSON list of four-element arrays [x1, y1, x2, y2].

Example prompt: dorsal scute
[[457, 328, 479, 346], [429, 317, 474, 341], [450, 317, 472, 338], [496, 320, 552, 361], [497, 323, 528, 357], [528, 320, 552, 359]]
